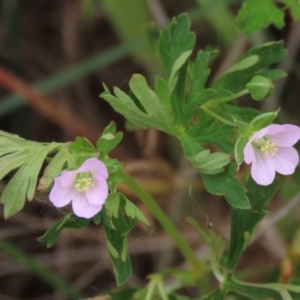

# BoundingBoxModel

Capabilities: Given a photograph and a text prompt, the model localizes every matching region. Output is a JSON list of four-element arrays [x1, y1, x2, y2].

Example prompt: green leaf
[[158, 14, 196, 78], [183, 51, 211, 124], [155, 76, 170, 109], [225, 178, 279, 270], [101, 75, 175, 135], [105, 193, 121, 219], [235, 120, 253, 138], [170, 60, 188, 125], [280, 0, 300, 20], [226, 55, 259, 73], [69, 136, 95, 154], [37, 145, 71, 191], [104, 207, 132, 286], [168, 50, 192, 93], [201, 289, 225, 300], [202, 164, 250, 209], [234, 137, 248, 168], [260, 68, 286, 81], [236, 0, 284, 35], [105, 287, 138, 300], [122, 194, 151, 230], [97, 122, 123, 157], [213, 42, 286, 93], [69, 137, 98, 166], [187, 121, 235, 153], [222, 104, 260, 123], [186, 217, 226, 263], [0, 142, 59, 218], [225, 276, 300, 300], [250, 110, 278, 130], [190, 151, 231, 175], [37, 213, 90, 248]]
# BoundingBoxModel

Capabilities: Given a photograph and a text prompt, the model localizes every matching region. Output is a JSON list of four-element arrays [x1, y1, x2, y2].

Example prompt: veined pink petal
[[243, 140, 256, 164], [79, 158, 108, 179], [49, 178, 76, 207], [72, 193, 103, 218], [85, 175, 108, 205], [268, 125, 300, 147], [58, 170, 77, 187], [270, 147, 299, 175], [250, 126, 270, 141], [251, 151, 275, 186]]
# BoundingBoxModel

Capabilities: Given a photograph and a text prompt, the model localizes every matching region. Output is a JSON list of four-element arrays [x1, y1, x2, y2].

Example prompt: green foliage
[[234, 136, 248, 167], [97, 121, 123, 157], [250, 110, 278, 131], [225, 178, 279, 270], [0, 131, 61, 218], [189, 150, 231, 175], [281, 0, 300, 20], [236, 0, 300, 35], [213, 42, 286, 93], [37, 145, 71, 191], [187, 121, 235, 153], [37, 213, 90, 248], [0, 10, 295, 299], [225, 277, 300, 299], [236, 0, 284, 35], [103, 193, 151, 285], [186, 217, 226, 264], [202, 164, 250, 209], [101, 76, 175, 135], [159, 14, 195, 79], [183, 51, 211, 124], [103, 201, 132, 286]]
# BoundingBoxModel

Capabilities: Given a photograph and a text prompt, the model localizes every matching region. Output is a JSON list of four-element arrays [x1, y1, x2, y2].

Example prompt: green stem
[[0, 238, 84, 299], [201, 106, 234, 125], [120, 171, 200, 269], [204, 89, 249, 107]]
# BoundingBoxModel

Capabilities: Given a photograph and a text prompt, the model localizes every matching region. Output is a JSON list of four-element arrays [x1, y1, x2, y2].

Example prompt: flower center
[[74, 172, 94, 192], [253, 138, 278, 158]]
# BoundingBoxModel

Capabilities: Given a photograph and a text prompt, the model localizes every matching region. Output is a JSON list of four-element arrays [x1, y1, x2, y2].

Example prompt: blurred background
[[1, 0, 300, 299]]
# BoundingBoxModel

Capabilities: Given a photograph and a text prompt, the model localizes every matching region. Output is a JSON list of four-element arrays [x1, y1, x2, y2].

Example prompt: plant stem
[[120, 171, 200, 269], [204, 89, 249, 107], [201, 106, 235, 125]]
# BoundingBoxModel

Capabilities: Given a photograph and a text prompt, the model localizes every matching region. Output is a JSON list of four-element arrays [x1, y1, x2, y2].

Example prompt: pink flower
[[243, 124, 300, 186], [49, 158, 109, 218]]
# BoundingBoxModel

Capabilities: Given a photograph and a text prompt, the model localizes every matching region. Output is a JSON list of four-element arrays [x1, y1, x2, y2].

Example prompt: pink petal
[[250, 126, 270, 141], [79, 158, 108, 179], [268, 125, 300, 147], [270, 147, 299, 175], [58, 170, 77, 187], [85, 175, 108, 205], [243, 140, 256, 164], [72, 193, 103, 218], [251, 151, 276, 186], [49, 178, 76, 207]]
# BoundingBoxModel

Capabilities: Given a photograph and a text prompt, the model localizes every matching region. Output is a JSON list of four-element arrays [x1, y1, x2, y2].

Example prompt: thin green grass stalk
[[120, 171, 201, 270], [0, 238, 84, 299]]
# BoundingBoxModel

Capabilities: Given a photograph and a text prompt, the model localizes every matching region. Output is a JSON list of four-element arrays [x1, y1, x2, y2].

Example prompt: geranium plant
[[1, 2, 300, 299]]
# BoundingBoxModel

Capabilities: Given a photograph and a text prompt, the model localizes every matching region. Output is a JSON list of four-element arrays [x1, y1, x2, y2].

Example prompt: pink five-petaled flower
[[49, 158, 109, 218], [243, 124, 300, 186]]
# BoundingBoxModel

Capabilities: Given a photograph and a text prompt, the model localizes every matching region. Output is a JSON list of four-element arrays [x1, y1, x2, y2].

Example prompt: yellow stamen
[[260, 140, 278, 158], [75, 176, 94, 192]]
